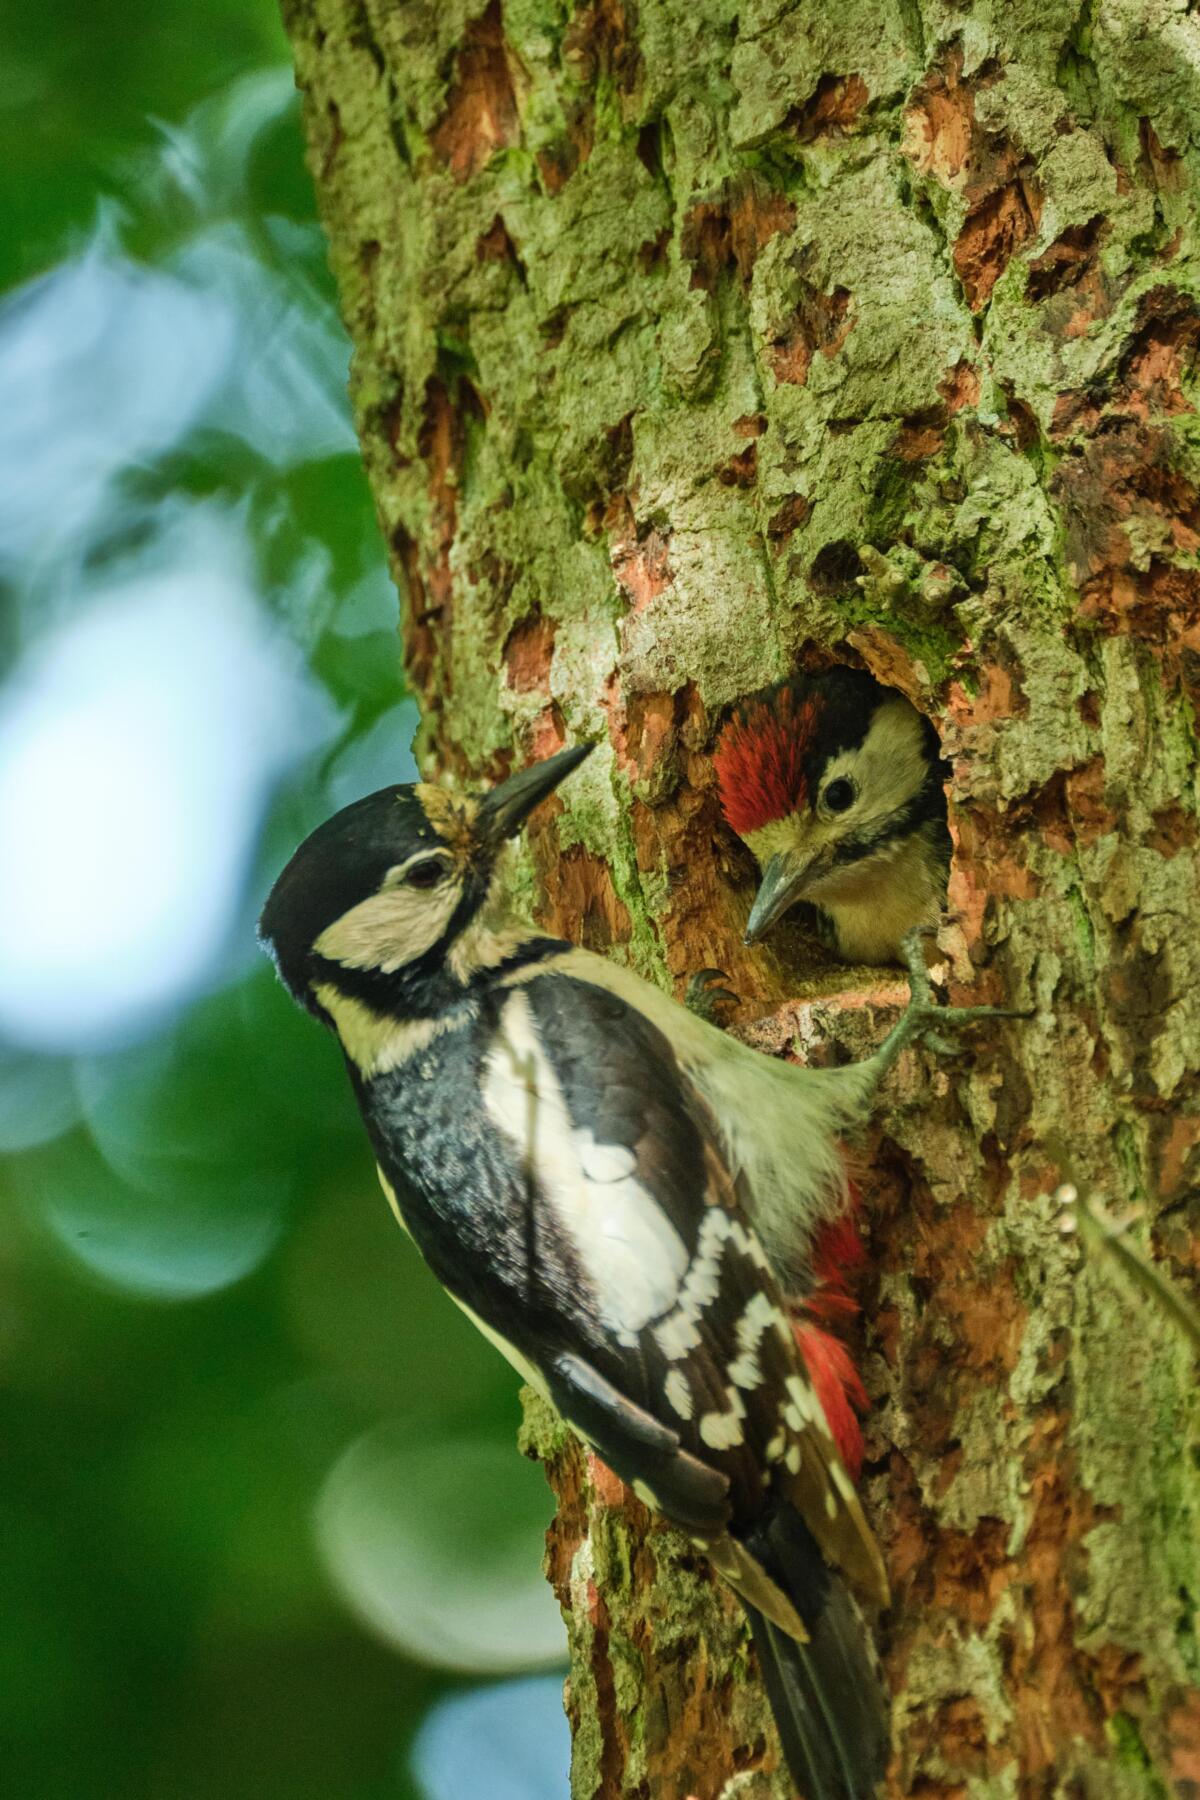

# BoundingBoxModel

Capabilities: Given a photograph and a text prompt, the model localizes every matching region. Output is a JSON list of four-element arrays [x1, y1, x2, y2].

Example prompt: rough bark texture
[[281, 1, 1200, 1793]]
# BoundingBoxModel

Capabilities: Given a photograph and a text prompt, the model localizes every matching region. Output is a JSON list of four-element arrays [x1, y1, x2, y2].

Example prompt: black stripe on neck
[[311, 932, 570, 1024], [829, 777, 950, 871]]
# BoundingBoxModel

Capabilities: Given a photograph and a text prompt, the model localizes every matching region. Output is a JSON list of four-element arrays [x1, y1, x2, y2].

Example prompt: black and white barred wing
[[483, 971, 887, 1608]]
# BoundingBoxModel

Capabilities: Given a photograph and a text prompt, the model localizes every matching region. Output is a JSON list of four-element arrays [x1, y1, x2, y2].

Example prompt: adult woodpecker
[[259, 744, 1014, 1799], [714, 667, 952, 964]]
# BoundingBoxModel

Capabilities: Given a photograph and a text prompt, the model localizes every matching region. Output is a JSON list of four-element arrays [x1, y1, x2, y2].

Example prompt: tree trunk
[[281, 1, 1200, 1793]]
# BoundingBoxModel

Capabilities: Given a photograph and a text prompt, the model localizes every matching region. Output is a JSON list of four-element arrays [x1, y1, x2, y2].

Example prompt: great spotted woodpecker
[[714, 668, 952, 964], [259, 744, 1016, 1799]]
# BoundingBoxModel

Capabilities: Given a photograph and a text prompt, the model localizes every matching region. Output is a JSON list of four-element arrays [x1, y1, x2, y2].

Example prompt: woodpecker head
[[259, 743, 592, 1017], [713, 668, 949, 953]]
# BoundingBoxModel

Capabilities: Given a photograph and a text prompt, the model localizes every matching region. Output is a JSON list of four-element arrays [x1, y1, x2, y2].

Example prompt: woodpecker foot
[[865, 928, 1030, 1084], [685, 968, 740, 1025]]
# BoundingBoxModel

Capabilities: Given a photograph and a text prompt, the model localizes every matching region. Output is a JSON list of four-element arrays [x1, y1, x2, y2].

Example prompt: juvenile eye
[[405, 857, 448, 889], [823, 777, 856, 813]]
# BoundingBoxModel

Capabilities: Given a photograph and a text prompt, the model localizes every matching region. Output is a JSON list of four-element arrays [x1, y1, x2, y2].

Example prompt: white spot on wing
[[726, 1290, 781, 1391], [653, 1208, 732, 1360], [783, 1373, 818, 1432], [664, 1368, 694, 1420], [699, 1389, 747, 1450]]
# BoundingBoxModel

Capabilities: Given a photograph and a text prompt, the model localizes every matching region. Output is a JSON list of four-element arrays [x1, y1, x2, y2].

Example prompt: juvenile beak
[[743, 850, 814, 945], [477, 742, 594, 844]]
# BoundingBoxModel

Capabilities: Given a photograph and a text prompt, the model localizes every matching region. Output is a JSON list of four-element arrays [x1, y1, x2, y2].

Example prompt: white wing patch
[[664, 1368, 694, 1420], [726, 1290, 788, 1392], [483, 990, 689, 1345]]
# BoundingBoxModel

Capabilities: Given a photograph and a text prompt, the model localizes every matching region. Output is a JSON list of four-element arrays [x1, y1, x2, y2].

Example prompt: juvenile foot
[[863, 928, 1032, 1085], [685, 967, 740, 1025]]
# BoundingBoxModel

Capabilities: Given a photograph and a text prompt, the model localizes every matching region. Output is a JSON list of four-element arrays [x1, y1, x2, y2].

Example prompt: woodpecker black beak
[[743, 850, 814, 945], [477, 742, 594, 845]]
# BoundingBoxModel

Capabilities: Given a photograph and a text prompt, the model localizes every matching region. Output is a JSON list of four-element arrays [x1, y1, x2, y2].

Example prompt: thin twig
[[1057, 1184, 1200, 1354]]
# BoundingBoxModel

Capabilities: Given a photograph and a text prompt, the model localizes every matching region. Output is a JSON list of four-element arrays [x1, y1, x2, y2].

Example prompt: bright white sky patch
[[0, 516, 334, 1050]]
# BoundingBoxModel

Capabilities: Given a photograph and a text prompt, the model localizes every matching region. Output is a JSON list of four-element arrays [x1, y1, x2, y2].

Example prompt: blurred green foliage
[[0, 3, 568, 1795]]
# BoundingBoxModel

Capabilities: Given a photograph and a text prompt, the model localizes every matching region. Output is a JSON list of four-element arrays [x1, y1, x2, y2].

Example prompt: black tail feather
[[742, 1508, 889, 1800]]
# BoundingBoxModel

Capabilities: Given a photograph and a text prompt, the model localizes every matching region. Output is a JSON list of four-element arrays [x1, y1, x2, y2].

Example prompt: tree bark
[[281, 1, 1200, 1793]]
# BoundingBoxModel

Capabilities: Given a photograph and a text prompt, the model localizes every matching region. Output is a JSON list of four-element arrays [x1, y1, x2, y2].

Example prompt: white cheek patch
[[315, 879, 463, 973], [483, 991, 689, 1345]]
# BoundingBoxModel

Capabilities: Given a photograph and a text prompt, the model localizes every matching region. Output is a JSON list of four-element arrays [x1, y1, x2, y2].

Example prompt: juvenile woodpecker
[[259, 745, 1012, 1800], [714, 667, 952, 964]]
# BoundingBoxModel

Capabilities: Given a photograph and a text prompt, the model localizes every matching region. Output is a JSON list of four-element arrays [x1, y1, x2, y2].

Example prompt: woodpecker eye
[[823, 777, 856, 814], [404, 857, 449, 889]]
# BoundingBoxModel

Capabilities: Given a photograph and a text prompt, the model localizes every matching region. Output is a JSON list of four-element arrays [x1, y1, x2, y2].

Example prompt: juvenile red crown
[[713, 687, 819, 836]]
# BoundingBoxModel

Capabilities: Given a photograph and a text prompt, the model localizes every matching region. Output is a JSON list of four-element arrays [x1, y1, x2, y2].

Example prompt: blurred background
[[0, 4, 569, 1795]]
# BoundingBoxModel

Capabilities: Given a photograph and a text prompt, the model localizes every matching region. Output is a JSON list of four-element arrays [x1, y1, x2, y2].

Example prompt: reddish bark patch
[[789, 71, 869, 142], [561, 0, 641, 94], [532, 840, 633, 950], [769, 283, 853, 385], [1155, 1108, 1200, 1201], [733, 412, 767, 439], [767, 493, 811, 545], [429, 1, 520, 185], [1146, 800, 1199, 857], [1007, 1438, 1111, 1771], [535, 98, 595, 194], [602, 681, 708, 794], [890, 360, 980, 457], [1055, 287, 1200, 436], [1063, 755, 1120, 846], [940, 358, 981, 413], [1167, 1687, 1200, 1790], [717, 442, 757, 488], [624, 691, 679, 781], [948, 800, 1038, 949], [503, 610, 557, 692], [636, 225, 671, 272], [904, 50, 1042, 310], [893, 415, 946, 460], [1139, 117, 1185, 194], [1026, 215, 1105, 303], [610, 515, 673, 612], [475, 212, 524, 274], [393, 526, 435, 693], [998, 387, 1040, 451], [601, 684, 770, 1003], [629, 789, 764, 1004], [954, 176, 1041, 311], [844, 627, 934, 703], [1054, 417, 1200, 657], [526, 700, 567, 763], [902, 49, 976, 186], [681, 176, 796, 291], [1118, 285, 1200, 417], [396, 377, 481, 693]]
